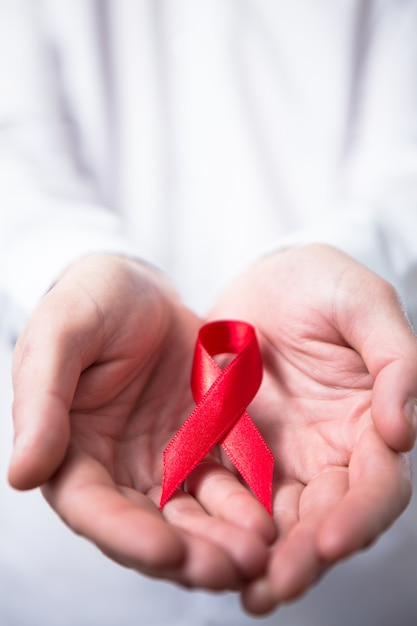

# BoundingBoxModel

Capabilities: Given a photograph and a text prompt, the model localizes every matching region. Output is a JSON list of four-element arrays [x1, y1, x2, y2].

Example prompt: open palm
[[9, 255, 273, 592], [208, 244, 417, 613]]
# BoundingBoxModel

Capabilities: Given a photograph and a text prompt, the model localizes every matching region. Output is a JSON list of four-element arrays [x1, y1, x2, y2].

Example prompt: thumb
[[8, 288, 94, 490], [371, 356, 417, 452], [339, 273, 417, 452]]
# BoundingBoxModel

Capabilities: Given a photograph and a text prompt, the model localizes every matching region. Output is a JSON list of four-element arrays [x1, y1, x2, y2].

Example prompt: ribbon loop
[[160, 320, 273, 513]]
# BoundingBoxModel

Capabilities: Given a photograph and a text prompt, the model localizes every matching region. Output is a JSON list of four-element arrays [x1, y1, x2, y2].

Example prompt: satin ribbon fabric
[[160, 320, 274, 513]]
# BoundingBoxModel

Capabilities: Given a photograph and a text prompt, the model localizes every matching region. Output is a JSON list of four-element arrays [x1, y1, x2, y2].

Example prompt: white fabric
[[0, 0, 417, 624], [1, 0, 417, 325]]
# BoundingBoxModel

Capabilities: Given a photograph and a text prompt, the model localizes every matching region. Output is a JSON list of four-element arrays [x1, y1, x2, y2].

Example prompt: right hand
[[8, 254, 275, 591]]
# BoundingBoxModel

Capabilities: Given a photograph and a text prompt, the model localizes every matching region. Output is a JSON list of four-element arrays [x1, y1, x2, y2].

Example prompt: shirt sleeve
[[0, 1, 137, 338], [2, 0, 417, 338], [277, 0, 417, 325]]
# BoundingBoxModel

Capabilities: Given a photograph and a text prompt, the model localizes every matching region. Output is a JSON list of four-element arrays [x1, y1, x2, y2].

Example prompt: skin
[[8, 245, 417, 615], [9, 255, 273, 591], [209, 245, 417, 613]]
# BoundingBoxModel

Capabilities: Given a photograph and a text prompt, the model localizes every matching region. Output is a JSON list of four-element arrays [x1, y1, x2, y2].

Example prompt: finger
[[241, 469, 348, 615], [372, 358, 417, 452], [338, 275, 417, 451], [150, 486, 269, 581], [185, 461, 276, 543], [238, 479, 303, 616], [121, 486, 241, 590], [270, 478, 304, 539], [165, 528, 241, 591], [9, 291, 86, 489], [42, 448, 184, 569], [43, 450, 241, 591], [318, 426, 412, 560]]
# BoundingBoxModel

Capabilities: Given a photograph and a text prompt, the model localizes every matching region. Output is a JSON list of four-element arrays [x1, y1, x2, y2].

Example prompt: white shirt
[[0, 1, 417, 625], [1, 0, 417, 328]]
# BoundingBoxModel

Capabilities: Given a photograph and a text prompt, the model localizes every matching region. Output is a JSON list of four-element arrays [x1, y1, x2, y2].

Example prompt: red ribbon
[[160, 320, 274, 514]]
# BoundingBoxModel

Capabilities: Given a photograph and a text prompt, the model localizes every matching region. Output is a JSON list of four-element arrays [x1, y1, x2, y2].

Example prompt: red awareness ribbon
[[160, 320, 274, 514]]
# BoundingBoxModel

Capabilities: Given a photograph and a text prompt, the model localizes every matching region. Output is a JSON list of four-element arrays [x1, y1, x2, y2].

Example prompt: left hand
[[203, 244, 417, 614]]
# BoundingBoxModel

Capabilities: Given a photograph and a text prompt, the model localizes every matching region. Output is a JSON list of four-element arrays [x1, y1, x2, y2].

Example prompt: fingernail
[[12, 433, 29, 459], [8, 435, 25, 479], [404, 399, 417, 435]]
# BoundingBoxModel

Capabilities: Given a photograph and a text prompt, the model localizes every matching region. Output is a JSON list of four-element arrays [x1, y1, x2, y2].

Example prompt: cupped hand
[[8, 254, 274, 591], [207, 244, 417, 614]]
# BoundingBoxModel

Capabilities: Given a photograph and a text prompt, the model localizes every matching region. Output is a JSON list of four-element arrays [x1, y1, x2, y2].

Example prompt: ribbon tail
[[160, 450, 184, 510], [160, 369, 252, 509], [221, 412, 274, 514]]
